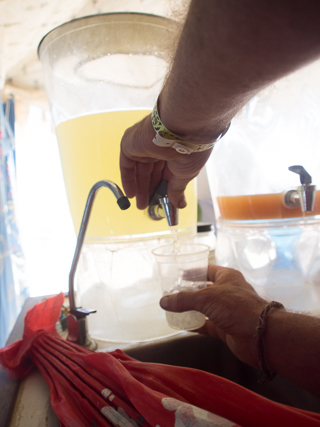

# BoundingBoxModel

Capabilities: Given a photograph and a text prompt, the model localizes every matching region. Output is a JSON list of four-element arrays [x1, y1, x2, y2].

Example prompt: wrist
[[157, 91, 231, 145], [152, 95, 230, 154], [255, 301, 285, 383]]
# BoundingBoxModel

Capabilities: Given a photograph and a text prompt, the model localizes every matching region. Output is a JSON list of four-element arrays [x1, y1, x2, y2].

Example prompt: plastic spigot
[[285, 165, 316, 212], [148, 181, 179, 226]]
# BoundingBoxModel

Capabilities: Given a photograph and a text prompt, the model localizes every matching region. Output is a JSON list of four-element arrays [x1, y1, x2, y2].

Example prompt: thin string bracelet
[[255, 301, 285, 384]]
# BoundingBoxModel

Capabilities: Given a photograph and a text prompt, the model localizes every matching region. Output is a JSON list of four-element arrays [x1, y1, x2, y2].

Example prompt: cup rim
[[152, 243, 210, 257]]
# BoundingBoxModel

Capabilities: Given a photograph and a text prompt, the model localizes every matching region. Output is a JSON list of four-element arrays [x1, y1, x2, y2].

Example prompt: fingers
[[120, 114, 155, 202], [159, 267, 260, 317], [167, 177, 188, 209], [207, 264, 256, 293], [120, 115, 171, 208], [206, 264, 226, 283], [149, 160, 166, 202], [120, 112, 209, 210], [159, 269, 226, 314], [160, 166, 186, 208], [120, 150, 137, 199], [135, 162, 154, 209], [165, 149, 213, 209]]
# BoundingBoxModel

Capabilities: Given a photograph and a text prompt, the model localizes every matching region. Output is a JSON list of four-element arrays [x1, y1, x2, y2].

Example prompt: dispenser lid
[[38, 12, 178, 59]]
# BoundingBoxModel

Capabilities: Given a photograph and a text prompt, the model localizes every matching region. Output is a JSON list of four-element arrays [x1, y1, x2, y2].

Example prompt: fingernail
[[178, 199, 187, 209], [160, 296, 170, 309]]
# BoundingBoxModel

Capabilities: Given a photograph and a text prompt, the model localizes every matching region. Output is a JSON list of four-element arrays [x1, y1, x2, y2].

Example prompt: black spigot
[[288, 165, 312, 185]]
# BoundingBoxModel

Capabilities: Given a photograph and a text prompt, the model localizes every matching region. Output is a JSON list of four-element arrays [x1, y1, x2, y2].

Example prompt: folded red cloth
[[1, 293, 319, 427]]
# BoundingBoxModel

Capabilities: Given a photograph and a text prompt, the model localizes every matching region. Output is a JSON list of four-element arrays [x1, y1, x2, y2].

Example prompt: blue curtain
[[0, 95, 28, 347]]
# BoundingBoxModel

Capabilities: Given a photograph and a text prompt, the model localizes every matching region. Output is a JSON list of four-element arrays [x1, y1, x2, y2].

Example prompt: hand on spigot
[[120, 0, 320, 213], [120, 114, 212, 210]]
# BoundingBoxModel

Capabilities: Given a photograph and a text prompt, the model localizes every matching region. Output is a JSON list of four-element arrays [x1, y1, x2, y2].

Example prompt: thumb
[[160, 289, 208, 314]]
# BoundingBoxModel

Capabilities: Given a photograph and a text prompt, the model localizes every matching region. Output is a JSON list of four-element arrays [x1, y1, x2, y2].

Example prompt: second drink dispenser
[[206, 62, 320, 313]]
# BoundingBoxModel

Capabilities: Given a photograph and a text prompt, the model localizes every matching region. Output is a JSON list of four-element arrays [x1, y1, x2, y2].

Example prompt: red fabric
[[0, 293, 319, 427]]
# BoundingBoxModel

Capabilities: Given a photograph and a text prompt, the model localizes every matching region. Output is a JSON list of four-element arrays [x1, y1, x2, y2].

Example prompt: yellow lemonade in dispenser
[[55, 110, 197, 241]]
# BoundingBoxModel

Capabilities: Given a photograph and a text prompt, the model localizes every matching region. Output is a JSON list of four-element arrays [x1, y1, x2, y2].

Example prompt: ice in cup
[[152, 243, 209, 330]]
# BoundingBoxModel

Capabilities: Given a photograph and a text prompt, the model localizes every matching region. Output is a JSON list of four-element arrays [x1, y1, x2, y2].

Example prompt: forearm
[[264, 309, 320, 396], [160, 0, 320, 142]]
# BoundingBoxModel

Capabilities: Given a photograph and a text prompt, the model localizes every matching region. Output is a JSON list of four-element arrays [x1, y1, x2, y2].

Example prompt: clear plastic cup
[[152, 243, 209, 330]]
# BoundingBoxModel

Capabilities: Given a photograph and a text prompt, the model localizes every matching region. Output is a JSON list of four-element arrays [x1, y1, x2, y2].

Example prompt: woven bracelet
[[256, 301, 285, 383], [151, 98, 231, 154]]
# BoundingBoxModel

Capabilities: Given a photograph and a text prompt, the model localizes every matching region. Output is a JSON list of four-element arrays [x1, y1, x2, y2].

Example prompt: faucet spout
[[284, 165, 316, 213], [297, 184, 316, 212], [67, 180, 130, 349], [69, 180, 130, 315], [159, 197, 179, 226]]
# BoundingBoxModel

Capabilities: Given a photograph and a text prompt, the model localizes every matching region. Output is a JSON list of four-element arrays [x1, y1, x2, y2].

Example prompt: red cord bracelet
[[256, 301, 285, 383]]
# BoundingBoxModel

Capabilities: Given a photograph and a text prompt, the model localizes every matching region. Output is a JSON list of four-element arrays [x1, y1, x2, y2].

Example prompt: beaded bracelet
[[256, 301, 285, 383]]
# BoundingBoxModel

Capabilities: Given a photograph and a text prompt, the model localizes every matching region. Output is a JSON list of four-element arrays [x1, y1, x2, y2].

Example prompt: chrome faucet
[[148, 181, 179, 226], [284, 165, 316, 212], [67, 180, 130, 348]]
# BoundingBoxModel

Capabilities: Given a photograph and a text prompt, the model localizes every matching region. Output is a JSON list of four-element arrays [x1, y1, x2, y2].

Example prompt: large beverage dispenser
[[38, 13, 197, 344], [207, 60, 320, 313]]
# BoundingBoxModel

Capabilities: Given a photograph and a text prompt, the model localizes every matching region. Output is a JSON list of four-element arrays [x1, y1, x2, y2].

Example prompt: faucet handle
[[289, 165, 312, 185]]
